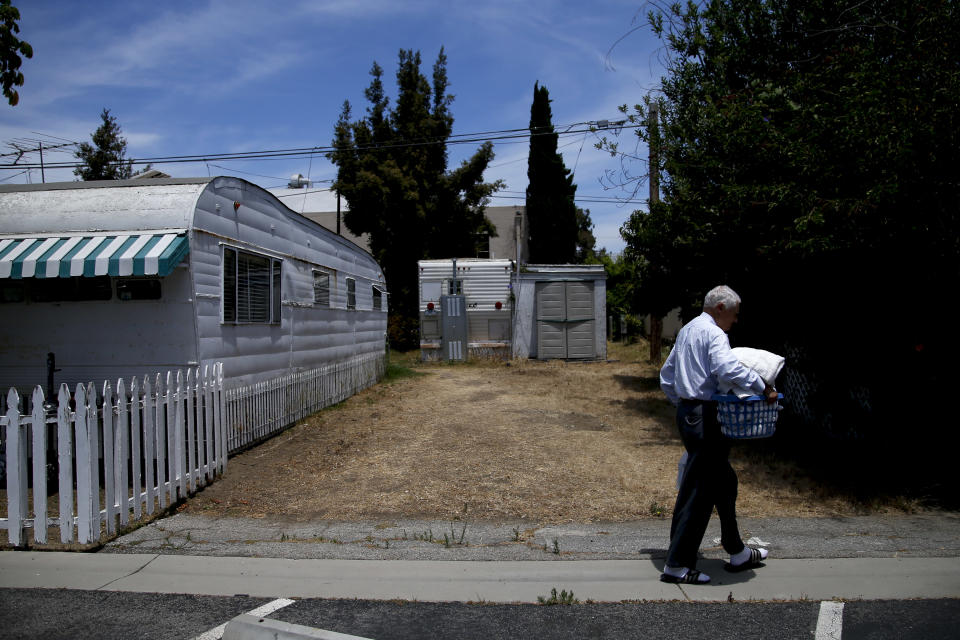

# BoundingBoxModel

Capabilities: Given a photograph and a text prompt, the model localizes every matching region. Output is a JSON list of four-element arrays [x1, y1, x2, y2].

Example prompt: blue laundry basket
[[712, 393, 783, 439]]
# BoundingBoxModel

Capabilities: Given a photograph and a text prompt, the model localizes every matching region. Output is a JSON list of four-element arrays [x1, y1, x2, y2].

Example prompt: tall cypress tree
[[526, 82, 578, 264]]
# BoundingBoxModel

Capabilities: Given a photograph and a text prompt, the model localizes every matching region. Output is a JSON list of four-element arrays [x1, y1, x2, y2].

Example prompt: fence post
[[116, 378, 130, 526], [30, 386, 48, 544], [86, 382, 100, 542], [185, 368, 196, 492], [74, 384, 93, 544], [155, 373, 167, 509], [57, 384, 74, 543], [216, 363, 225, 475], [168, 371, 182, 501], [5, 388, 26, 546], [142, 376, 156, 515], [203, 366, 214, 482], [102, 381, 117, 536], [129, 377, 143, 520]]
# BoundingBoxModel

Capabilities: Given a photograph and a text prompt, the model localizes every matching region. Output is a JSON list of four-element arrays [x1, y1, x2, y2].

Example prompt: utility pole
[[648, 102, 663, 364], [38, 141, 45, 183]]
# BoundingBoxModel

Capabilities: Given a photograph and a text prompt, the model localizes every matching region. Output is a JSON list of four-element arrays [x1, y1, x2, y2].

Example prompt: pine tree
[[74, 108, 134, 180], [526, 82, 578, 264], [328, 48, 502, 349]]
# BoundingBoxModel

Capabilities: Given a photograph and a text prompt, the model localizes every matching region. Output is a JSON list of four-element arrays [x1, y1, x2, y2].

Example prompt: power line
[[1, 121, 636, 171]]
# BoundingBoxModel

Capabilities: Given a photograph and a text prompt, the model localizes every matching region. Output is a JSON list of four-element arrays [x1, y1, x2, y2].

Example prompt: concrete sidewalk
[[4, 514, 959, 605], [2, 551, 959, 603], [97, 513, 960, 561]]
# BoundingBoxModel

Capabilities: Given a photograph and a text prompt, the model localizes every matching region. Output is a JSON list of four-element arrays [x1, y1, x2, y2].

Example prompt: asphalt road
[[2, 589, 958, 639]]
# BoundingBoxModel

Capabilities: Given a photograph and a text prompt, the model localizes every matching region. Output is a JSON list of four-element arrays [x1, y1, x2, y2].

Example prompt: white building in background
[[267, 182, 529, 263]]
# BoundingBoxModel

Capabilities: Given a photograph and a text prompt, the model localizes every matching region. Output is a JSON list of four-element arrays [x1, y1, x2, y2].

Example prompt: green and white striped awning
[[0, 231, 189, 279]]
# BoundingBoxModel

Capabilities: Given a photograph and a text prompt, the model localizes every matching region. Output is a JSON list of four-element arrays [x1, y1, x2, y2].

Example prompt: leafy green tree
[[1, 0, 32, 106], [526, 82, 578, 263], [74, 109, 135, 180], [592, 250, 638, 337], [328, 49, 502, 349], [609, 0, 959, 438], [574, 207, 598, 263]]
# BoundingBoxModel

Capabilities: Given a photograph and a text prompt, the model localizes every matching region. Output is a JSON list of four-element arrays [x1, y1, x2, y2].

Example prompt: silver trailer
[[0, 177, 388, 391], [418, 258, 513, 361]]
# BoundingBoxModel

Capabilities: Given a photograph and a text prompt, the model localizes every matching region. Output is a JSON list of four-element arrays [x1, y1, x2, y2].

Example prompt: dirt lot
[[181, 342, 925, 525]]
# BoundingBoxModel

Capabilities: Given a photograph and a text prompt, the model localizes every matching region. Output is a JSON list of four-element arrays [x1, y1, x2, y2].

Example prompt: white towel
[[719, 347, 785, 398]]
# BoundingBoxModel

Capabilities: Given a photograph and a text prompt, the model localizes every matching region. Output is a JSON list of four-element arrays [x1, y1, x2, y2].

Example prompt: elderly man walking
[[658, 285, 778, 584]]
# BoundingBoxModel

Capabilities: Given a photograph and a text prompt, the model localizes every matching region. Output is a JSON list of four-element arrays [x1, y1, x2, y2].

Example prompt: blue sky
[[1, 1, 667, 254]]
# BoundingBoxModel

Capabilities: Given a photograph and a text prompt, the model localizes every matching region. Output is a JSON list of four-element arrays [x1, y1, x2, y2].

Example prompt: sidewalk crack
[[96, 554, 161, 591]]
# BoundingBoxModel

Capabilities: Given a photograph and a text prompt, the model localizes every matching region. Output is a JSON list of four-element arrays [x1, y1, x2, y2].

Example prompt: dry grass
[[179, 340, 929, 524]]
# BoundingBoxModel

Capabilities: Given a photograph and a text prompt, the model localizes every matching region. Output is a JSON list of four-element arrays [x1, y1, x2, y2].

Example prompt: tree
[[609, 0, 959, 440], [1, 0, 31, 106], [574, 207, 598, 263], [328, 49, 502, 349], [526, 82, 578, 264], [74, 109, 135, 180]]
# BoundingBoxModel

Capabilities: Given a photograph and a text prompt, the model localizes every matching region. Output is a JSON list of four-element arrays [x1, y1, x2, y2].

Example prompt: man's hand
[[763, 384, 779, 404]]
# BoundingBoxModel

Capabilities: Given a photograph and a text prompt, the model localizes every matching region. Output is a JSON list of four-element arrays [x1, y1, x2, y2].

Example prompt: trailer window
[[117, 278, 162, 300], [372, 285, 383, 311], [346, 277, 356, 310], [222, 246, 281, 324], [445, 279, 463, 295], [422, 281, 441, 301], [27, 276, 112, 302], [313, 270, 330, 307], [1, 281, 25, 303]]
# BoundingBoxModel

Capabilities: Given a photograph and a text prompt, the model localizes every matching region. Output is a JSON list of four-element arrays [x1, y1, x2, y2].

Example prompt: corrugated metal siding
[[418, 259, 512, 349], [192, 179, 388, 386], [418, 259, 513, 310]]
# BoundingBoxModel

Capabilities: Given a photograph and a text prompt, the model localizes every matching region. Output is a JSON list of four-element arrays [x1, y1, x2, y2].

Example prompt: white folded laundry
[[718, 347, 785, 398]]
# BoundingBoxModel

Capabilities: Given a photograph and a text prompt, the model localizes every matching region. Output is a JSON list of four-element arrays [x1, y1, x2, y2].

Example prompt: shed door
[[536, 281, 595, 360]]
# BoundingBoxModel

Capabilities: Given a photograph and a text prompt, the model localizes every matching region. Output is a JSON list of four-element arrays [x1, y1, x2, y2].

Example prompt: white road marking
[[816, 600, 844, 640], [193, 597, 296, 640]]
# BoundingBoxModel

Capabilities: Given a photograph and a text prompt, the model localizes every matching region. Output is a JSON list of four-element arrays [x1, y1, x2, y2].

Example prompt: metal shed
[[0, 177, 388, 391]]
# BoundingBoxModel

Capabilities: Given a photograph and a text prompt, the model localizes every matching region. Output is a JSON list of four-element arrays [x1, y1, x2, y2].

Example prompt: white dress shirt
[[659, 312, 766, 406]]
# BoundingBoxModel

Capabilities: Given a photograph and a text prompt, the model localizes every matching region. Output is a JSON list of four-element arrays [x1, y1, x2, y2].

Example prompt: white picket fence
[[1, 365, 226, 547], [2, 352, 386, 547], [225, 352, 385, 452]]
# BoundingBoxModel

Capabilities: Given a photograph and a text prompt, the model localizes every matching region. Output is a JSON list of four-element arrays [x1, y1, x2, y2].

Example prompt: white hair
[[703, 285, 741, 310]]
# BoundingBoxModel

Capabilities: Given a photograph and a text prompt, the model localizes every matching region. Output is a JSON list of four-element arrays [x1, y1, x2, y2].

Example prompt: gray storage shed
[[512, 264, 607, 360]]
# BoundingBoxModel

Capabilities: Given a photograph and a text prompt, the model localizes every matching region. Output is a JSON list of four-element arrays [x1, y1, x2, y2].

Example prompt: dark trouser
[[665, 399, 745, 570]]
